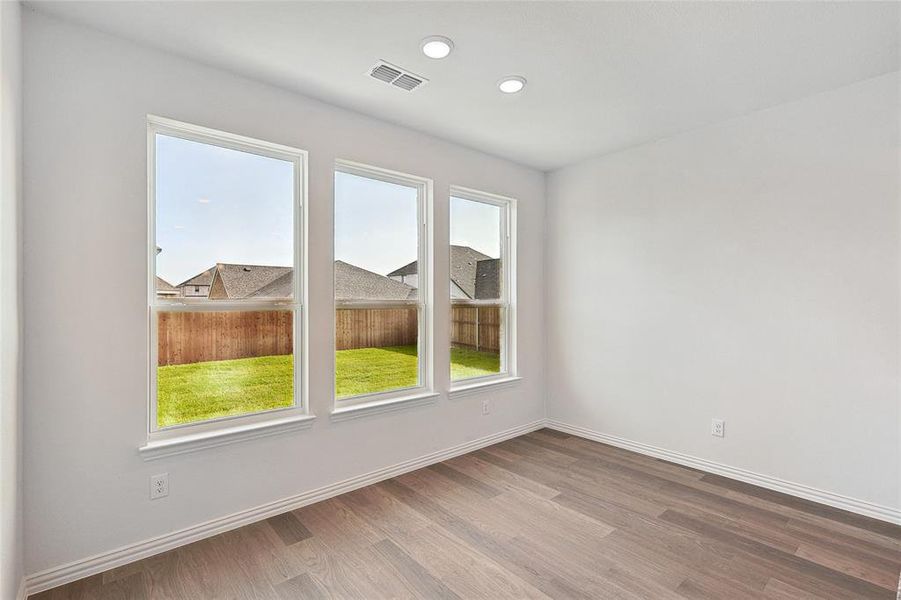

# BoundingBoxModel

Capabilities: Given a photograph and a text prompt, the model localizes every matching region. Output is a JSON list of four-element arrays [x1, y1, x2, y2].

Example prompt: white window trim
[[146, 115, 310, 450], [332, 160, 434, 415], [448, 185, 517, 391]]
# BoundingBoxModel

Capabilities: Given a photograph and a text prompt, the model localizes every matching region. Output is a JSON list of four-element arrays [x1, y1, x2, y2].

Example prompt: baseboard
[[24, 417, 899, 596], [546, 419, 901, 526], [24, 419, 544, 597], [16, 577, 27, 600]]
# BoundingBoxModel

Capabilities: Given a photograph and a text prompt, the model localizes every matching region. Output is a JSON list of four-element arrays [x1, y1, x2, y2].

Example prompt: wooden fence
[[450, 305, 501, 352], [157, 310, 293, 366], [335, 307, 418, 351], [157, 304, 500, 366]]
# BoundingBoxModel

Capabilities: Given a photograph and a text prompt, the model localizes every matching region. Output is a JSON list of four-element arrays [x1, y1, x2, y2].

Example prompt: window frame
[[332, 159, 434, 411], [146, 115, 309, 442], [448, 185, 517, 387]]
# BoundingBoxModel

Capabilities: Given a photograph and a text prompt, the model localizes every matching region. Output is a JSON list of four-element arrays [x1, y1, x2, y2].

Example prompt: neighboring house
[[155, 276, 180, 298], [169, 260, 416, 301], [386, 260, 419, 289], [388, 245, 499, 299], [208, 264, 293, 299], [177, 266, 217, 298], [335, 260, 417, 300]]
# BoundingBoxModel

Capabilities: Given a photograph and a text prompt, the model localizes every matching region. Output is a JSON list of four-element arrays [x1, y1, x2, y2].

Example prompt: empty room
[[1, 1, 899, 598]]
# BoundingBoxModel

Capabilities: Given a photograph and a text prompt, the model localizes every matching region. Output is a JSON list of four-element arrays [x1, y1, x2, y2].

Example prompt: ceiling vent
[[368, 60, 428, 92]]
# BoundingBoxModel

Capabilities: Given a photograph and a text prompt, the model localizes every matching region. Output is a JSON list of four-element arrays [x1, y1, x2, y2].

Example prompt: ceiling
[[30, 1, 900, 171]]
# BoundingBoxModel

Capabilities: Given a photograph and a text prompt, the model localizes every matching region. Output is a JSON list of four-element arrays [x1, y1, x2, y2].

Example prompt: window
[[334, 161, 432, 407], [148, 116, 306, 438], [449, 187, 515, 384]]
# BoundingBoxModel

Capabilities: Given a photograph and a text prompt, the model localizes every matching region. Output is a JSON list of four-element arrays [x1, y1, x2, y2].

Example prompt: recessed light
[[498, 76, 526, 94], [421, 36, 454, 59]]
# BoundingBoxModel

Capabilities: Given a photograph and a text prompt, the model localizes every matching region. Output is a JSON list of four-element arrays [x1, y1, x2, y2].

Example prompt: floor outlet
[[150, 473, 169, 499], [711, 419, 725, 438]]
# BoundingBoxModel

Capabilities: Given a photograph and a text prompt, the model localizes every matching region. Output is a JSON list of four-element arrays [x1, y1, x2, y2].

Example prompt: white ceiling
[[30, 1, 900, 171]]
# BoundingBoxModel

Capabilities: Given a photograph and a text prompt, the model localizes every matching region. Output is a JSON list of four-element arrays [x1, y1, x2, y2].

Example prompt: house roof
[[248, 270, 293, 299], [387, 260, 418, 277], [155, 276, 179, 295], [213, 263, 293, 299], [474, 258, 500, 300], [177, 266, 217, 287], [450, 245, 492, 299], [388, 245, 492, 299], [335, 260, 417, 300], [182, 260, 418, 301]]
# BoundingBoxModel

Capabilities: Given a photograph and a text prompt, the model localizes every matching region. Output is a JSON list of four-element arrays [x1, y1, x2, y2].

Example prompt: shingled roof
[[155, 276, 179, 296], [388, 260, 419, 277], [177, 266, 217, 288], [474, 258, 501, 300], [183, 260, 418, 301], [209, 264, 293, 299], [388, 245, 493, 299], [248, 270, 293, 299], [335, 261, 417, 300]]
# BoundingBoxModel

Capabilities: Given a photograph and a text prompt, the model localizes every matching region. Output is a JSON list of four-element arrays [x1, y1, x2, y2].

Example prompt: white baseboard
[[24, 419, 544, 597], [16, 577, 26, 600], [23, 417, 900, 597], [545, 419, 901, 526]]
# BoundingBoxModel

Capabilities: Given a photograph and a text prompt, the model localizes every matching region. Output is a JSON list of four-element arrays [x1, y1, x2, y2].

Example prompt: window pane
[[334, 171, 419, 301], [450, 305, 503, 379], [450, 197, 502, 301], [335, 307, 419, 398], [450, 195, 504, 381], [334, 170, 421, 399], [155, 134, 295, 300], [156, 310, 294, 427]]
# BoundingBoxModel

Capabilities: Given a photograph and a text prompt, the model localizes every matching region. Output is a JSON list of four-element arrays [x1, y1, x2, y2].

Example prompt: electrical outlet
[[481, 399, 490, 415], [150, 473, 169, 500], [711, 419, 725, 438]]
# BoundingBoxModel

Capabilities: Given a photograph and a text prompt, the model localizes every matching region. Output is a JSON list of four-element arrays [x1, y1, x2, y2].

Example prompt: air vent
[[368, 60, 428, 92]]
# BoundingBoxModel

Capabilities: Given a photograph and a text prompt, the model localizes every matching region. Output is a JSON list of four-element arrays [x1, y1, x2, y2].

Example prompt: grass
[[157, 344, 500, 427]]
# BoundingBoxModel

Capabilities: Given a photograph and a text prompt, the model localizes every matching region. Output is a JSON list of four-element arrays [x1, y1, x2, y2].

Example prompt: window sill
[[139, 414, 316, 461], [448, 376, 522, 400], [331, 391, 440, 423]]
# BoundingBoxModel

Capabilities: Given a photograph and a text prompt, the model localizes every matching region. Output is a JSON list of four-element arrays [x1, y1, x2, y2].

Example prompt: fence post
[[475, 307, 480, 351]]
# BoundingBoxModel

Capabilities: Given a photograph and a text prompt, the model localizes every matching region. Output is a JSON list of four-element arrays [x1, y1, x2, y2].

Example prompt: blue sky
[[156, 134, 501, 285]]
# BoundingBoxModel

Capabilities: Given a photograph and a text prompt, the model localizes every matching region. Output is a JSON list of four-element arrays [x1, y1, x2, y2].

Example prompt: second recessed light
[[421, 35, 454, 59], [498, 76, 526, 94]]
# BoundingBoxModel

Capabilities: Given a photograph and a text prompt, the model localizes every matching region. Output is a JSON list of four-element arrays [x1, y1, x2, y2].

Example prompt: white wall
[[23, 11, 545, 574], [0, 1, 23, 597], [547, 72, 900, 512]]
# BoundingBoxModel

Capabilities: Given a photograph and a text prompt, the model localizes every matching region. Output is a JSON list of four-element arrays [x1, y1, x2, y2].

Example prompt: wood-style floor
[[33, 429, 901, 599]]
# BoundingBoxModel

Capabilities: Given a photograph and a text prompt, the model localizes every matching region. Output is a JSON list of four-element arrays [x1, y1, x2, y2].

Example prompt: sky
[[155, 134, 501, 286], [155, 134, 294, 285], [335, 172, 501, 276]]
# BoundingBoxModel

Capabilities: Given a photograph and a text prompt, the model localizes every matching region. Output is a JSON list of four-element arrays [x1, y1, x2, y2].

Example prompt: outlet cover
[[711, 419, 725, 438], [150, 473, 169, 499], [481, 399, 490, 415]]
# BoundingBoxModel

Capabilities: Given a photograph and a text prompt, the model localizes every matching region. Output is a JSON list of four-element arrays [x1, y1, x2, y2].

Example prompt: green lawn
[[157, 345, 500, 427]]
